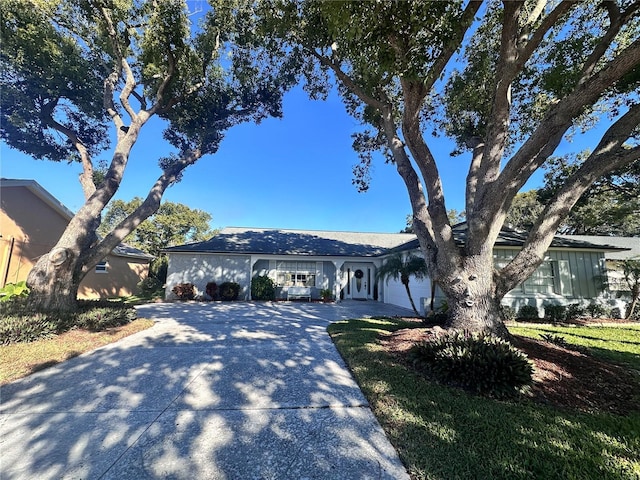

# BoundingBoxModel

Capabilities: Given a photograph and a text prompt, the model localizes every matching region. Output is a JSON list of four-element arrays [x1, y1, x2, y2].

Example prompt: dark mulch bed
[[379, 322, 640, 415]]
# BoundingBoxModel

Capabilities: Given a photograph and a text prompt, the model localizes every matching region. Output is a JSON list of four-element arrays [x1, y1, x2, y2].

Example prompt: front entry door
[[345, 263, 370, 299]]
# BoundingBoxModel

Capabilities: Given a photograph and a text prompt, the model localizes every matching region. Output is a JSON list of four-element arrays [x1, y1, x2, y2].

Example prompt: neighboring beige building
[[0, 179, 152, 299]]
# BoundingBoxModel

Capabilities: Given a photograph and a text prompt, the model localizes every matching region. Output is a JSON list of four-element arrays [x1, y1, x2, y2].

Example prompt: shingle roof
[[164, 225, 630, 258], [559, 235, 639, 260], [394, 223, 631, 252], [164, 227, 415, 257]]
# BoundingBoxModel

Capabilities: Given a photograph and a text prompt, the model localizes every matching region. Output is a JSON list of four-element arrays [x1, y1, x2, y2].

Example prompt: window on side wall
[[95, 261, 108, 274], [523, 261, 555, 294], [495, 257, 571, 296], [276, 261, 316, 287]]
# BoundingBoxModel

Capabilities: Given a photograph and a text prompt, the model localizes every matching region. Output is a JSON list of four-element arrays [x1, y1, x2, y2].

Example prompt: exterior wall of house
[[495, 247, 608, 315], [0, 185, 69, 287], [79, 255, 150, 299], [165, 253, 252, 300], [167, 243, 611, 315], [1, 183, 150, 299], [382, 275, 431, 315], [381, 247, 609, 317]]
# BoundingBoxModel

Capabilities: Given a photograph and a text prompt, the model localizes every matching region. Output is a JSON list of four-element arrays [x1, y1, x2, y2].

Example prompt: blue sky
[[1, 84, 558, 234], [0, 85, 463, 233]]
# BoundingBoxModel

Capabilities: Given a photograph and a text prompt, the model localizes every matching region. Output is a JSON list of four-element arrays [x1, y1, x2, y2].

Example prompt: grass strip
[[0, 318, 155, 385], [328, 317, 640, 480], [509, 323, 640, 370]]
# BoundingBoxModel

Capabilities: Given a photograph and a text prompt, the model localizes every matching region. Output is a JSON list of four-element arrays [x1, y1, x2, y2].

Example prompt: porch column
[[332, 260, 345, 303]]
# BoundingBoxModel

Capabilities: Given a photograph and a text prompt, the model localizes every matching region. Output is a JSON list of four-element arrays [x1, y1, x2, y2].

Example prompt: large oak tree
[[1, 0, 290, 312], [258, 0, 640, 336]]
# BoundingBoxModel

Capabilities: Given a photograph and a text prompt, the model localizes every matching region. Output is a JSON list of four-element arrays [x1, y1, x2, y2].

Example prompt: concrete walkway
[[0, 301, 413, 479]]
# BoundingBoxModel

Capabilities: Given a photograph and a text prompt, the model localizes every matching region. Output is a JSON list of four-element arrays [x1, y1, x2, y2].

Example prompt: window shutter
[[555, 260, 573, 297]]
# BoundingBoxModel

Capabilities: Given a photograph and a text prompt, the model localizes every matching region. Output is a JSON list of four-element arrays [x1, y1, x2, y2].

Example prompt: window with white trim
[[523, 261, 555, 294], [276, 261, 316, 287], [95, 261, 108, 273], [494, 257, 571, 296]]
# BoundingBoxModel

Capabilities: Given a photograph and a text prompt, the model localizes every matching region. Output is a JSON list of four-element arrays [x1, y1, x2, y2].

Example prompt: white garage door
[[384, 276, 431, 315]]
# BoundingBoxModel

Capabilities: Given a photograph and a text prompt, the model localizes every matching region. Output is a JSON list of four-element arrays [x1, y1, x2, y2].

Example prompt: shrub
[[251, 276, 275, 301], [0, 314, 59, 344], [205, 282, 219, 301], [320, 288, 334, 301], [566, 303, 587, 320], [412, 330, 533, 398], [517, 305, 539, 320], [219, 281, 240, 301], [138, 277, 162, 296], [499, 305, 516, 322], [586, 302, 610, 318], [149, 255, 168, 283], [172, 283, 196, 300], [610, 307, 623, 319], [0, 299, 137, 343], [544, 304, 566, 322], [0, 281, 30, 302], [74, 304, 137, 331], [540, 333, 569, 348]]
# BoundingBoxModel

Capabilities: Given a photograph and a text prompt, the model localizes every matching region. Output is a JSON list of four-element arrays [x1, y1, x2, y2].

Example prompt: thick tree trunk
[[439, 253, 511, 339], [445, 291, 509, 339], [26, 247, 81, 313]]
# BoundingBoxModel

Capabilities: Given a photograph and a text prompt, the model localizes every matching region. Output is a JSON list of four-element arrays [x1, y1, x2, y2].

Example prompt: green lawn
[[328, 318, 640, 480], [509, 323, 640, 371]]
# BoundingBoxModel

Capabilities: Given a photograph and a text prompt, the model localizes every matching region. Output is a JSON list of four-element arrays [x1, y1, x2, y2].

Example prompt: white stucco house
[[164, 224, 631, 315]]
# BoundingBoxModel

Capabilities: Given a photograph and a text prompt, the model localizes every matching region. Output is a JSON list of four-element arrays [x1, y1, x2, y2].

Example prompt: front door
[[344, 263, 371, 300]]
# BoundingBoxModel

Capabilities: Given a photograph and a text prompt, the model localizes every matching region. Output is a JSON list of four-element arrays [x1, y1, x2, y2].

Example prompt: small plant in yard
[[205, 282, 219, 300], [517, 304, 540, 320], [0, 313, 59, 344], [544, 303, 567, 322], [499, 304, 516, 321], [0, 299, 138, 344], [320, 288, 334, 302], [540, 333, 569, 348], [0, 281, 30, 302], [251, 276, 276, 301], [587, 302, 610, 318], [219, 281, 240, 301], [137, 277, 163, 296], [172, 282, 196, 300], [566, 303, 587, 320], [74, 301, 137, 331], [412, 330, 534, 398]]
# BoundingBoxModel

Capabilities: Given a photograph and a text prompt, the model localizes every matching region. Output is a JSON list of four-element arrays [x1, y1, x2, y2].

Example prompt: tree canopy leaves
[[0, 0, 293, 312], [254, 0, 640, 335], [98, 198, 215, 256]]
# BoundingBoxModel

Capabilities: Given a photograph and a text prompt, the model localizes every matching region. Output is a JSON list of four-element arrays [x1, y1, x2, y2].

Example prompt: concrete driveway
[[0, 301, 413, 479]]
